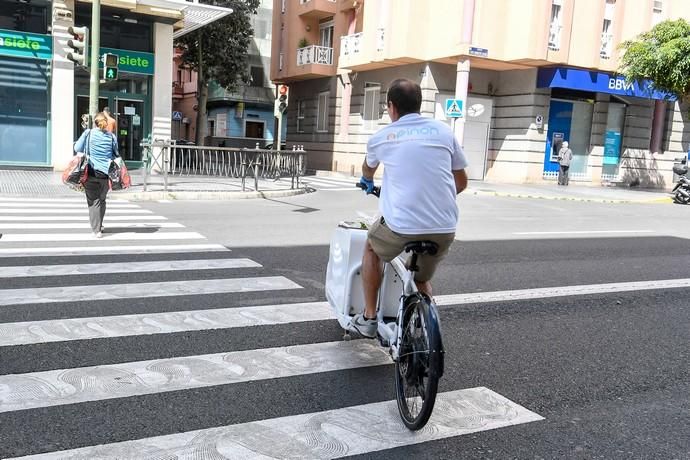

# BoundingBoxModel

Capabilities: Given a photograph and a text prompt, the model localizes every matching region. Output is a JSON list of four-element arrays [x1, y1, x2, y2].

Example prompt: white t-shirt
[[366, 113, 468, 235]]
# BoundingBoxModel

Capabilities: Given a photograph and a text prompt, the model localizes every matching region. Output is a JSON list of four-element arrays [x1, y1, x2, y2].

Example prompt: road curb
[[111, 188, 308, 201], [468, 189, 673, 204]]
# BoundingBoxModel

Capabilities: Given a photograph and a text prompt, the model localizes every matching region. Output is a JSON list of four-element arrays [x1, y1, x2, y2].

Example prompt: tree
[[619, 19, 690, 102], [175, 0, 261, 145]]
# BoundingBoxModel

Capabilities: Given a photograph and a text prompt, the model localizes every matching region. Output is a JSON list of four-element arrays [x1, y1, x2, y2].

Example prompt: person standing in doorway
[[73, 112, 119, 238], [557, 141, 573, 186], [103, 107, 118, 134]]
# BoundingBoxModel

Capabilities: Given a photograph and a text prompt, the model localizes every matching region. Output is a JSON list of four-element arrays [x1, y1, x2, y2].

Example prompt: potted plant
[[298, 38, 309, 48]]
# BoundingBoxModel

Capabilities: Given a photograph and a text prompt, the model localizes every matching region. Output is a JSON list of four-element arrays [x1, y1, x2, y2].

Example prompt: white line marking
[[513, 230, 655, 235], [0, 244, 229, 257], [0, 301, 331, 346], [434, 278, 690, 306], [0, 203, 139, 209], [0, 198, 129, 203], [0, 208, 153, 214], [0, 258, 260, 279], [0, 215, 167, 221], [0, 340, 388, 413], [7, 387, 542, 459], [0, 222, 184, 229], [0, 232, 205, 242], [0, 276, 301, 306]]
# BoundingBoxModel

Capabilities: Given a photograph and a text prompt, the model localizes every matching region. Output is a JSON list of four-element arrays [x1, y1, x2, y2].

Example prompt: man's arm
[[362, 159, 379, 180], [453, 169, 468, 195]]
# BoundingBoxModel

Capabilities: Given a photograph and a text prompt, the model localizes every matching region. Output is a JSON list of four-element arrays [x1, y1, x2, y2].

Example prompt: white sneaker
[[351, 313, 377, 338], [95, 232, 103, 238]]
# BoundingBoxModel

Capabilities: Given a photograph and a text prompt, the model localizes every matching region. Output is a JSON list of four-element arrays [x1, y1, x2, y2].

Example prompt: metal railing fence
[[140, 140, 307, 192]]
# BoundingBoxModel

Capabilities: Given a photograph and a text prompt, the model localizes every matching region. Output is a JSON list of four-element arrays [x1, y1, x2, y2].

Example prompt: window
[[317, 92, 329, 132], [319, 19, 334, 48], [207, 119, 216, 137], [600, 0, 615, 58], [253, 18, 269, 39], [297, 100, 307, 133], [653, 0, 663, 25], [250, 66, 264, 87], [548, 0, 563, 51], [176, 69, 182, 84], [363, 83, 381, 131], [0, 3, 49, 34]]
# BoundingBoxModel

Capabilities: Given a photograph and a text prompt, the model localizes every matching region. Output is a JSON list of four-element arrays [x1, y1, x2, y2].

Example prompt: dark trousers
[[558, 165, 570, 185], [84, 174, 109, 233]]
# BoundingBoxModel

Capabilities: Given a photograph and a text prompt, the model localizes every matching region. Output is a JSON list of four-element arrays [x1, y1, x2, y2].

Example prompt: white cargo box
[[326, 221, 402, 326]]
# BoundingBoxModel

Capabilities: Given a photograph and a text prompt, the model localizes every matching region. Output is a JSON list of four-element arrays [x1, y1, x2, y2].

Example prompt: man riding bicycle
[[353, 78, 469, 338]]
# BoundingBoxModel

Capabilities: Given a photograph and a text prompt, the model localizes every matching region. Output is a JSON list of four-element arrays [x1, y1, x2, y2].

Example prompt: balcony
[[600, 32, 613, 59], [172, 82, 184, 99], [297, 45, 334, 66], [339, 29, 389, 71], [548, 24, 562, 51], [297, 0, 337, 20]]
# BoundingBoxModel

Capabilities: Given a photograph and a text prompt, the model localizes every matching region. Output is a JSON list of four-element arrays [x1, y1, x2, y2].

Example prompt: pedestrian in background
[[557, 141, 573, 186], [73, 112, 119, 238], [103, 107, 118, 134]]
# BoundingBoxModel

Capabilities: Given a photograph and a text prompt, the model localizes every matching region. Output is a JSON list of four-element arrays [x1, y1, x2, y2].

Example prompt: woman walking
[[73, 112, 119, 238]]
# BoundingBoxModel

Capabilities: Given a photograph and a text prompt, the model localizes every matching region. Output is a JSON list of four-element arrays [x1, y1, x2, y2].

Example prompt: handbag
[[63, 131, 90, 191]]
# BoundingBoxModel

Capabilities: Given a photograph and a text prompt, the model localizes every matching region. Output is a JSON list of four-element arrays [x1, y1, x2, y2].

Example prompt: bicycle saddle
[[404, 241, 439, 255]]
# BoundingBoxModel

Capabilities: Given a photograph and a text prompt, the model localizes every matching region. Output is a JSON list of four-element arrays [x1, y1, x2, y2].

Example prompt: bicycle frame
[[376, 256, 418, 361]]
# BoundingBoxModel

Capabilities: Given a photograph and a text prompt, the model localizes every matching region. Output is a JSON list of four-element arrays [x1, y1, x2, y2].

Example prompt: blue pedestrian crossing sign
[[445, 99, 464, 118]]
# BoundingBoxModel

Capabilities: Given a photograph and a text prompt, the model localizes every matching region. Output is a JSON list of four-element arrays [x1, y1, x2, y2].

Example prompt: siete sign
[[0, 29, 52, 61], [100, 47, 155, 75]]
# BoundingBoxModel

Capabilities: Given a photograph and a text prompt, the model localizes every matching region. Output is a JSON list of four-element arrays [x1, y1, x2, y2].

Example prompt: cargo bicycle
[[325, 185, 445, 430]]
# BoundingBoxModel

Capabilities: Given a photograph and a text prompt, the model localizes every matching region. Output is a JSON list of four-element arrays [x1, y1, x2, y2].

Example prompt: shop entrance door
[[75, 95, 146, 163], [543, 99, 593, 180]]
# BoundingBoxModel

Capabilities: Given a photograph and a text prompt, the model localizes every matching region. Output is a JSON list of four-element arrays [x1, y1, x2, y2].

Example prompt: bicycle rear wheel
[[395, 293, 444, 430]]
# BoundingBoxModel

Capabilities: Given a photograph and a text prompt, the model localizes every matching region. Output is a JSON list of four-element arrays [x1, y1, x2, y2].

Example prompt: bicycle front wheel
[[395, 294, 444, 430]]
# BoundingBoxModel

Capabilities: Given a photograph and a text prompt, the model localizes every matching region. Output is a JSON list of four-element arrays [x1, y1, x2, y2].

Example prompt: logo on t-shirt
[[386, 126, 439, 142]]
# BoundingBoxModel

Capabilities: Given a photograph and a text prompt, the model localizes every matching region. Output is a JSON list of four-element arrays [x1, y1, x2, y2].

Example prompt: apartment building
[[271, 0, 689, 188], [172, 0, 286, 147]]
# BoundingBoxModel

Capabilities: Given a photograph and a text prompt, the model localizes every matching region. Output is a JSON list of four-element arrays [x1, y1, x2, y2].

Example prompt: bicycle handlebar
[[355, 182, 381, 197]]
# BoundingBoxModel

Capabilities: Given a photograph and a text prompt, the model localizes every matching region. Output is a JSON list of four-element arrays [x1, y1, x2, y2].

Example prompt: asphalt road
[[0, 190, 688, 459]]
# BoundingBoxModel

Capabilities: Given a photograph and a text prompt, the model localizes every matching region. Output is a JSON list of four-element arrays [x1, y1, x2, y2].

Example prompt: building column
[[152, 22, 173, 142], [51, 0, 76, 170]]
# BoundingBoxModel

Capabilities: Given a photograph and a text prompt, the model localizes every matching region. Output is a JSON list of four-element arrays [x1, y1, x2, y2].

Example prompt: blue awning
[[537, 67, 676, 101]]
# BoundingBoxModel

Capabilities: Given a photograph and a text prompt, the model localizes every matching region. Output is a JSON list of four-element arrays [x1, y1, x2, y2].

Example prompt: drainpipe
[[454, 0, 475, 147]]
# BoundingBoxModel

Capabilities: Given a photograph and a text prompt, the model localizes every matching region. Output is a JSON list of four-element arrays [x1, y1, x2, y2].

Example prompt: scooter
[[671, 158, 689, 205]]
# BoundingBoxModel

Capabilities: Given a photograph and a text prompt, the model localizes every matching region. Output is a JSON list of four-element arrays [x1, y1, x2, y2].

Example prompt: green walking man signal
[[103, 53, 119, 81]]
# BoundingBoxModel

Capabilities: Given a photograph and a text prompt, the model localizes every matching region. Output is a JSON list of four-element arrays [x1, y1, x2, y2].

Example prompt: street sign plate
[[445, 99, 464, 118]]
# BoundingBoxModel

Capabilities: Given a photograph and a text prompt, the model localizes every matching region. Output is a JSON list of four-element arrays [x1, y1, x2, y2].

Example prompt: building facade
[[271, 0, 689, 188], [172, 0, 287, 148], [0, 0, 229, 170]]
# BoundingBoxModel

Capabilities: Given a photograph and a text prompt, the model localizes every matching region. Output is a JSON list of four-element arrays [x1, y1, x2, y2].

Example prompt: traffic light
[[103, 53, 119, 81], [66, 26, 88, 66], [274, 84, 289, 117]]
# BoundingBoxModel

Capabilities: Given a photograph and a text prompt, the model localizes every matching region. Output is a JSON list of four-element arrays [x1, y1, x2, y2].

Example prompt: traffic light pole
[[88, 0, 101, 122]]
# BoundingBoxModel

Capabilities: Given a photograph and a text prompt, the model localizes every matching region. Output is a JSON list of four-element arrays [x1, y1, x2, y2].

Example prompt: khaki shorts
[[367, 217, 455, 282]]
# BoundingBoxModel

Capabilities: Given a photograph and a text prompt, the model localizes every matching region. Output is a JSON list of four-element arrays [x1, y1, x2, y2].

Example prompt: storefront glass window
[[0, 0, 49, 34], [0, 56, 49, 164]]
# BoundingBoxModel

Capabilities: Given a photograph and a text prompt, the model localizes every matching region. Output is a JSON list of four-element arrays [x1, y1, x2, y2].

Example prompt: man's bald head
[[387, 78, 422, 117]]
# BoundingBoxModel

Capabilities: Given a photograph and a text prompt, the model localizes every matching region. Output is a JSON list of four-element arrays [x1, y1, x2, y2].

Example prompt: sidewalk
[[313, 171, 674, 204], [0, 168, 674, 203], [0, 169, 306, 200]]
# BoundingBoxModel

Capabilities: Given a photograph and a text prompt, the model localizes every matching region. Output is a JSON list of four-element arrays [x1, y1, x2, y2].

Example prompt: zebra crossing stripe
[[0, 222, 184, 229], [0, 276, 301, 306], [0, 208, 153, 214], [0, 203, 139, 209], [6, 387, 543, 459], [0, 301, 331, 346], [0, 258, 261, 279], [0, 340, 389, 413], [0, 244, 229, 257], [0, 215, 167, 221], [0, 232, 205, 242], [0, 198, 128, 203]]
